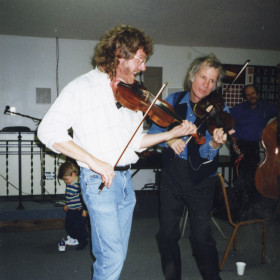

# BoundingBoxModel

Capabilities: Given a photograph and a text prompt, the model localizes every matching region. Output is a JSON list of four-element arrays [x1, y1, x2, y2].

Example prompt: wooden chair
[[216, 172, 267, 270]]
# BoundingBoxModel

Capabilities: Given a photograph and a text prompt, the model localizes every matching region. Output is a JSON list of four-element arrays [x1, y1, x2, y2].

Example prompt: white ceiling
[[1, 0, 280, 51]]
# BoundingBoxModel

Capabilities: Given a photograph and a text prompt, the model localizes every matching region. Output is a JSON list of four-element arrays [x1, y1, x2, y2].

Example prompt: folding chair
[[180, 206, 227, 240], [216, 172, 267, 270]]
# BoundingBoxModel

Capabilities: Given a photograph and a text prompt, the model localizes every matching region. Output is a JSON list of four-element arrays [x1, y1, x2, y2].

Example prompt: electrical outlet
[[10, 107, 16, 114]]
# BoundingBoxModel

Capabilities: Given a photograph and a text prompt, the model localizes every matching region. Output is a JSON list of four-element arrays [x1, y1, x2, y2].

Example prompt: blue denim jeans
[[80, 167, 136, 280]]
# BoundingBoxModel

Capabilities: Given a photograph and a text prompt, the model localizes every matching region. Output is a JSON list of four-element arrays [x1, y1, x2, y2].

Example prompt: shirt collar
[[178, 91, 191, 105]]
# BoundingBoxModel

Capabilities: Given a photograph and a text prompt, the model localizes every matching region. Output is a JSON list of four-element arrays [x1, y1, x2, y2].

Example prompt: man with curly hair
[[38, 25, 197, 280]]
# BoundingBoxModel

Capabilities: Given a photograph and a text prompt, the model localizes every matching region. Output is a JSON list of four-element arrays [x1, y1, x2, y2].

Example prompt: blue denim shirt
[[148, 91, 228, 161]]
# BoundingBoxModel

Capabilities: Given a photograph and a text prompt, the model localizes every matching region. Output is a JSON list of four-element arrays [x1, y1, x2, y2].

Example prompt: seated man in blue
[[230, 84, 277, 218], [148, 54, 232, 280]]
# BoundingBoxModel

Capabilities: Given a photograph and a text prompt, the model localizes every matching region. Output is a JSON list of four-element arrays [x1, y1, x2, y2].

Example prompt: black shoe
[[75, 240, 88, 250]]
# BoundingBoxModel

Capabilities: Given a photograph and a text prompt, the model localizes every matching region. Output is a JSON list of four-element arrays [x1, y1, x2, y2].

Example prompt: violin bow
[[223, 60, 250, 95], [224, 60, 250, 174], [98, 81, 168, 194]]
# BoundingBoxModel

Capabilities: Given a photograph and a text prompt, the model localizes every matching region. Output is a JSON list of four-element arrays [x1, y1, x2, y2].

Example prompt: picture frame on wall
[[222, 63, 279, 108]]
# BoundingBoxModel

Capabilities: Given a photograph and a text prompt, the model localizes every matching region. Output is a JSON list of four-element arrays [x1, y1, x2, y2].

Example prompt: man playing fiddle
[[149, 54, 231, 280], [37, 25, 197, 280]]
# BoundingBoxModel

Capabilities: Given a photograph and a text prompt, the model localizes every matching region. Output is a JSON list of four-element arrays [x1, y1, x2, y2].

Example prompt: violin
[[116, 80, 205, 144], [193, 91, 244, 162], [98, 80, 205, 194]]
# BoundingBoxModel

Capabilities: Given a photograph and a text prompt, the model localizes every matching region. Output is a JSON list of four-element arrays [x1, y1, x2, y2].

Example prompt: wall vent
[[36, 88, 51, 104]]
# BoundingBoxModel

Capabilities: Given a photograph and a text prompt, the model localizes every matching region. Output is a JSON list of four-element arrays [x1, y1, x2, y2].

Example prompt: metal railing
[[0, 131, 234, 210], [0, 131, 63, 209]]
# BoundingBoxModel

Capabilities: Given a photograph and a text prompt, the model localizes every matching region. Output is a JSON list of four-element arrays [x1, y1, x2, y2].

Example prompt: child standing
[[58, 161, 88, 251]]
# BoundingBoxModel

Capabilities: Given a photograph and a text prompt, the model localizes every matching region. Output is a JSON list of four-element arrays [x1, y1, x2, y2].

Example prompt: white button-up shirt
[[37, 68, 145, 169]]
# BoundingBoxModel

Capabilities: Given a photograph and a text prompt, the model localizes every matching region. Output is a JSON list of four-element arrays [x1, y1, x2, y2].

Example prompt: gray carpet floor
[[1, 210, 280, 280]]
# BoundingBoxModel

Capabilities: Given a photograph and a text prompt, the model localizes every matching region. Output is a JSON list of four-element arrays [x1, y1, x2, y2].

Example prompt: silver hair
[[184, 53, 225, 91]]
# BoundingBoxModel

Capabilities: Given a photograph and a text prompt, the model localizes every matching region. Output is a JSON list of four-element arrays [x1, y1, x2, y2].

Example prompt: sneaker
[[65, 235, 79, 246], [58, 239, 66, 252]]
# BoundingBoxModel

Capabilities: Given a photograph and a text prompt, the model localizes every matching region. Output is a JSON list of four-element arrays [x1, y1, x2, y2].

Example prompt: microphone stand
[[4, 106, 41, 123], [3, 106, 41, 209]]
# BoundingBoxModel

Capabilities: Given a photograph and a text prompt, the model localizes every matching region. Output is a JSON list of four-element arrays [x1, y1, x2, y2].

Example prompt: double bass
[[255, 65, 280, 199]]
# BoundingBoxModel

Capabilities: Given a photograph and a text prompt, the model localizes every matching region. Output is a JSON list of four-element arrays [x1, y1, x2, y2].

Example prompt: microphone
[[4, 106, 10, 114]]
